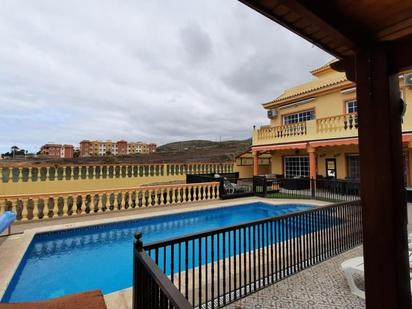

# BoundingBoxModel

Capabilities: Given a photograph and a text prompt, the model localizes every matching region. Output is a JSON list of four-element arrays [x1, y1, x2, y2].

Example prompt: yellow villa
[[235, 61, 412, 184]]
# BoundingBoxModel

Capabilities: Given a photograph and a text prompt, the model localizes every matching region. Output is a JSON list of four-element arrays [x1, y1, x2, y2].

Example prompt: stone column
[[307, 146, 317, 179]]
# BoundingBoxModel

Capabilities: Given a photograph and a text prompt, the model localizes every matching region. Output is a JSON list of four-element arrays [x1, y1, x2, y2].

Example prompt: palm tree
[[10, 146, 19, 158]]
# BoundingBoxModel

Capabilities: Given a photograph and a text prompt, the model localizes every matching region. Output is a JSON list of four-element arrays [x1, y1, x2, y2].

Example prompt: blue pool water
[[2, 202, 314, 303]]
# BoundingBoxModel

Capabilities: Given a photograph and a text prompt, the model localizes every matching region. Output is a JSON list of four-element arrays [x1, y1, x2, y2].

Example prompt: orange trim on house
[[402, 133, 412, 143], [252, 142, 308, 152], [309, 137, 358, 148]]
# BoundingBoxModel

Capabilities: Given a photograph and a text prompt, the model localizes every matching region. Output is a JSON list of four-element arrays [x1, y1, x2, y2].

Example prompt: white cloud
[[0, 0, 333, 153]]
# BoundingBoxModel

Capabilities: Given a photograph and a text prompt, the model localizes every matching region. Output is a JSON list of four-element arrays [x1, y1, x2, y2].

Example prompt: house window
[[284, 156, 309, 178], [347, 154, 360, 179], [346, 100, 357, 114], [283, 110, 315, 125]]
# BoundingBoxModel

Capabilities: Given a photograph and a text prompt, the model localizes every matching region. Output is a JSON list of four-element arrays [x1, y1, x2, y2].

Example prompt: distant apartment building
[[40, 144, 74, 158], [79, 140, 156, 157], [117, 140, 128, 155], [148, 143, 157, 153]]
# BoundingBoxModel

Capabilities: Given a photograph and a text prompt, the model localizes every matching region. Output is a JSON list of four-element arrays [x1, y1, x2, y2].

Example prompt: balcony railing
[[256, 122, 307, 140], [134, 199, 362, 308], [253, 113, 359, 146], [317, 112, 358, 133], [0, 182, 220, 221]]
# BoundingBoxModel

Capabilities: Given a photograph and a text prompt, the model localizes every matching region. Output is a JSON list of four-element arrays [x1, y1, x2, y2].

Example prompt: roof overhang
[[239, 0, 412, 76]]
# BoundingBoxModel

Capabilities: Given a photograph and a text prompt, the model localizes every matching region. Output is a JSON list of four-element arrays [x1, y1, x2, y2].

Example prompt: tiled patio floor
[[226, 246, 365, 309]]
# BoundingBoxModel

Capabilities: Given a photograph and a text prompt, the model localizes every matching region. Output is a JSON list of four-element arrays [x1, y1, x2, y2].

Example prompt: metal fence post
[[311, 178, 316, 198], [133, 232, 143, 309], [263, 176, 267, 197]]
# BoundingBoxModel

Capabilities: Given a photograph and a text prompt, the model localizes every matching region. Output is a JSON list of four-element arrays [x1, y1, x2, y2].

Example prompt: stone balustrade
[[0, 182, 220, 221], [0, 162, 233, 184], [253, 113, 359, 146], [317, 112, 358, 133], [256, 122, 307, 141]]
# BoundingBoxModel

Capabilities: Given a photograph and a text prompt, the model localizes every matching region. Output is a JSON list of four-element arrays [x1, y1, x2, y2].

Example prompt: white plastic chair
[[341, 256, 365, 299], [342, 236, 412, 300]]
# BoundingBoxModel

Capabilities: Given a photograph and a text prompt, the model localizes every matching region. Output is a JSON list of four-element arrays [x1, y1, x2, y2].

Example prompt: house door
[[325, 158, 337, 178]]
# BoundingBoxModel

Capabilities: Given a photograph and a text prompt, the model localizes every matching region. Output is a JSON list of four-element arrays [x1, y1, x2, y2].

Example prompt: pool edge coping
[[0, 197, 330, 301]]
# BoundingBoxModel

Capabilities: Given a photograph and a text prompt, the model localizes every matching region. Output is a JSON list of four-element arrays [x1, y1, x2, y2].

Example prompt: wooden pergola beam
[[389, 33, 412, 73], [332, 34, 412, 80], [238, 0, 370, 58]]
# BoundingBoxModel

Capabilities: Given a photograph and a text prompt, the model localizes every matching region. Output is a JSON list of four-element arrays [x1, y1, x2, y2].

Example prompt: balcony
[[253, 113, 359, 146]]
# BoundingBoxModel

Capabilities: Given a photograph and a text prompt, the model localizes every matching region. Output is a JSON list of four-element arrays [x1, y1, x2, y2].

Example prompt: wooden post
[[253, 150, 259, 176], [356, 47, 411, 308]]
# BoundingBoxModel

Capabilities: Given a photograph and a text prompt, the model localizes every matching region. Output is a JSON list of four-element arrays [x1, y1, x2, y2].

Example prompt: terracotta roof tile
[[263, 69, 350, 107]]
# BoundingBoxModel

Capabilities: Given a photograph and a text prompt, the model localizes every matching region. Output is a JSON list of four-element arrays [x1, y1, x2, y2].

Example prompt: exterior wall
[[80, 140, 155, 156], [41, 144, 74, 158], [0, 162, 234, 195], [47, 146, 61, 158], [80, 141, 92, 157], [63, 145, 74, 158], [270, 149, 301, 176], [116, 141, 128, 155], [269, 88, 356, 129], [269, 146, 359, 179], [254, 68, 412, 147], [148, 144, 157, 153], [237, 143, 412, 184], [243, 63, 412, 182], [234, 154, 271, 178], [234, 162, 270, 178], [316, 145, 359, 179], [234, 165, 254, 178]]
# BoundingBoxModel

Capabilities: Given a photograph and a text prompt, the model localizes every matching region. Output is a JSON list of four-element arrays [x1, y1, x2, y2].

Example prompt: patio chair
[[342, 253, 412, 299], [341, 256, 365, 298], [0, 211, 16, 236], [223, 177, 236, 194]]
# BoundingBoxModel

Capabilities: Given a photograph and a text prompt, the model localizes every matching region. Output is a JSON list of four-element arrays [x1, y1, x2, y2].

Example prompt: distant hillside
[[0, 139, 251, 167], [157, 139, 251, 155]]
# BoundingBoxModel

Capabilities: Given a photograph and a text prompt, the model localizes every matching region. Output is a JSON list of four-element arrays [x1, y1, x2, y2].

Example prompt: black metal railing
[[258, 176, 360, 202], [187, 173, 254, 199], [187, 174, 360, 202], [133, 233, 192, 309], [134, 200, 362, 308]]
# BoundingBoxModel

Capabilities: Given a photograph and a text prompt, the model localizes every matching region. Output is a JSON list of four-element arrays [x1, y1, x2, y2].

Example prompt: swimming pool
[[2, 202, 314, 303]]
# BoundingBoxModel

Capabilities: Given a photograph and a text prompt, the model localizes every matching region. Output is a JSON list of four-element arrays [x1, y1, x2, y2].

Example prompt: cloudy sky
[[0, 0, 332, 153]]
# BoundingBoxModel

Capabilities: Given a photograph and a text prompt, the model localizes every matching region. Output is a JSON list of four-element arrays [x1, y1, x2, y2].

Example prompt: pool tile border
[[0, 197, 330, 301]]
